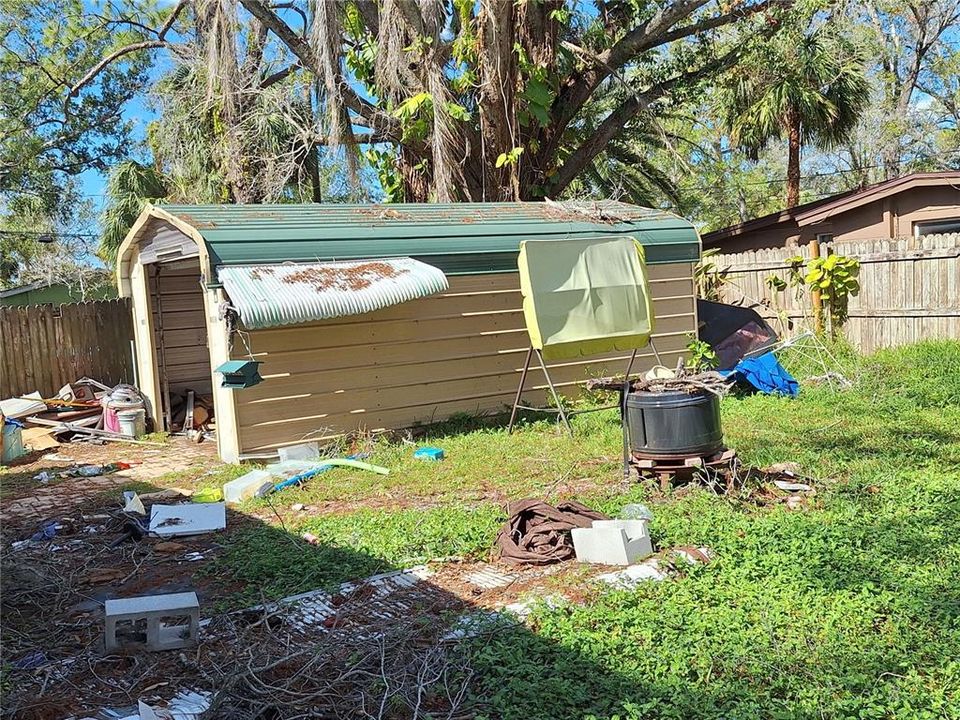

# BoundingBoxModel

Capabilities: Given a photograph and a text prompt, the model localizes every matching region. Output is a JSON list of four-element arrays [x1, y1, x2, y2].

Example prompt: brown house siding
[[703, 173, 960, 252]]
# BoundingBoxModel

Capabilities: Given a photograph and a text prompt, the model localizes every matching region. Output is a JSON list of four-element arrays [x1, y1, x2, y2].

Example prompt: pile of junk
[[0, 379, 207, 462], [591, 300, 802, 485]]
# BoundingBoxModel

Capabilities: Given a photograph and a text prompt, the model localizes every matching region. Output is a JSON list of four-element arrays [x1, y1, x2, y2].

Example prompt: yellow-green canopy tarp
[[518, 237, 654, 361]]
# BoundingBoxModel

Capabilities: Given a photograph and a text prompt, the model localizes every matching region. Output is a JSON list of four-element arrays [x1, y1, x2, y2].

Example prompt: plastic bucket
[[2, 423, 25, 464], [116, 408, 146, 438], [624, 389, 723, 458], [103, 398, 144, 433]]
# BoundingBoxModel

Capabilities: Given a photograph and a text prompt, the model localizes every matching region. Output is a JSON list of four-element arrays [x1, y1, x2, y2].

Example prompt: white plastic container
[[264, 459, 320, 479], [277, 441, 320, 463], [116, 408, 146, 438], [223, 469, 275, 504]]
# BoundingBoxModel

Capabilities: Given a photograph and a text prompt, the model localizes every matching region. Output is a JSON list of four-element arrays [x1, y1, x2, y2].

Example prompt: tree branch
[[68, 40, 171, 99], [260, 64, 301, 89], [549, 42, 760, 195], [67, 0, 189, 99], [239, 0, 400, 141], [541, 0, 790, 174]]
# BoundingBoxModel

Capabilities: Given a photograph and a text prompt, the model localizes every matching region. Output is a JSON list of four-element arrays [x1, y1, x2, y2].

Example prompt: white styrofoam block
[[571, 519, 653, 566]]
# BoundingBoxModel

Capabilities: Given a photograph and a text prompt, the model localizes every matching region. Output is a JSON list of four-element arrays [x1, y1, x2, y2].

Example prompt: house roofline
[[701, 171, 960, 245], [795, 171, 960, 225]]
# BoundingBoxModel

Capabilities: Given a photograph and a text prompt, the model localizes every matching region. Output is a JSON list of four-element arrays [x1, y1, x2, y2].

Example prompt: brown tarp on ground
[[495, 499, 610, 565]]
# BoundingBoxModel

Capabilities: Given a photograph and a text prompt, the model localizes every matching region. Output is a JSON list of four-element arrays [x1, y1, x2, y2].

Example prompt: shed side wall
[[233, 263, 696, 455]]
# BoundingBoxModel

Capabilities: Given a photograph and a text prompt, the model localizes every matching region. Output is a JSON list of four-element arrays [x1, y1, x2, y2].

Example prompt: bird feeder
[[215, 360, 262, 389]]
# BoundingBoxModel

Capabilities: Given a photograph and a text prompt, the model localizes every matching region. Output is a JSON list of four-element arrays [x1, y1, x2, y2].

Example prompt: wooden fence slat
[[0, 299, 134, 399]]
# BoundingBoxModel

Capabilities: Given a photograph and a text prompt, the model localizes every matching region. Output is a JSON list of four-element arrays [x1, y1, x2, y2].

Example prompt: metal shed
[[116, 201, 701, 461]]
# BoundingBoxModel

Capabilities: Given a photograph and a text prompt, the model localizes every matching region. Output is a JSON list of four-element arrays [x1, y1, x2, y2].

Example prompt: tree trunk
[[399, 147, 430, 202], [306, 144, 322, 203], [477, 0, 518, 201], [786, 108, 801, 208]]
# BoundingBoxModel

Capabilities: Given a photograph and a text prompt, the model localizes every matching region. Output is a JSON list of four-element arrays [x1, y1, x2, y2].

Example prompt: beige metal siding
[[233, 263, 697, 454]]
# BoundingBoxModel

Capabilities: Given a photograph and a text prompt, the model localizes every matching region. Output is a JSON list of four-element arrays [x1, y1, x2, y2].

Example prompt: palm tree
[[99, 161, 168, 263], [719, 27, 870, 208]]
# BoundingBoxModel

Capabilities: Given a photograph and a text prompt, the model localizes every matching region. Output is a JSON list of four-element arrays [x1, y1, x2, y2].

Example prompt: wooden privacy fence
[[0, 299, 135, 399], [714, 233, 960, 353]]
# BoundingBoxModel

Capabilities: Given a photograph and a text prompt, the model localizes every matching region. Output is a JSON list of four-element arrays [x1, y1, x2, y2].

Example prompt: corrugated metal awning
[[218, 258, 449, 329]]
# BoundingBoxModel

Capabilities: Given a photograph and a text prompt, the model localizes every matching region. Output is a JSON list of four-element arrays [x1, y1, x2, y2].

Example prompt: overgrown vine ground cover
[[214, 340, 960, 718]]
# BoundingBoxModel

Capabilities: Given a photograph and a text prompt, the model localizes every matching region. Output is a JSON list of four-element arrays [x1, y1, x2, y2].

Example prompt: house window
[[914, 218, 960, 237], [815, 232, 833, 245]]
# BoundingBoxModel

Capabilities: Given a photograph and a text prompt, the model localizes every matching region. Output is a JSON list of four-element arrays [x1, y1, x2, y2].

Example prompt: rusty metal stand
[[508, 347, 639, 435]]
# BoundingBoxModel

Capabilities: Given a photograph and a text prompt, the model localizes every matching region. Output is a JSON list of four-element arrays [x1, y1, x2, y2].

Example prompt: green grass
[[207, 340, 960, 718]]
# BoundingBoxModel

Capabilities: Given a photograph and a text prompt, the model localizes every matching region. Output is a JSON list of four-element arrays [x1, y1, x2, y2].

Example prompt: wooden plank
[[0, 300, 135, 399]]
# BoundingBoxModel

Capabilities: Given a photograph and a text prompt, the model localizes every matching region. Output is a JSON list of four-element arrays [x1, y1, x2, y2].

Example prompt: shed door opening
[[148, 259, 212, 431]]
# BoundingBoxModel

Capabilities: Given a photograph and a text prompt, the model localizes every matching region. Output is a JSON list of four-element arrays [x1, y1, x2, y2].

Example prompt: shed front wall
[[232, 263, 697, 455]]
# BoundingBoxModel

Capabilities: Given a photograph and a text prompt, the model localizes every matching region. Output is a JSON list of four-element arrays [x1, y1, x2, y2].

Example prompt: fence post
[[809, 237, 823, 335]]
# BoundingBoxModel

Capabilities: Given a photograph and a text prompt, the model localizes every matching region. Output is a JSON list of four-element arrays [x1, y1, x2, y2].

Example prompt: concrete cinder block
[[571, 519, 653, 566], [104, 592, 199, 652]]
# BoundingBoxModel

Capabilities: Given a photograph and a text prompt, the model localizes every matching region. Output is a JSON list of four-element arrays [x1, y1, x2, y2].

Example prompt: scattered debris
[[223, 468, 274, 504], [589, 361, 734, 397], [620, 503, 655, 521], [87, 568, 128, 584], [496, 499, 609, 565], [762, 461, 816, 492], [670, 546, 715, 565], [464, 565, 517, 590], [722, 352, 799, 397], [11, 651, 47, 670], [190, 487, 223, 503], [42, 452, 74, 461], [596, 559, 671, 587], [21, 425, 60, 450], [414, 446, 445, 461], [0, 391, 47, 418], [104, 591, 200, 652], [135, 689, 211, 720], [596, 546, 715, 588], [291, 503, 305, 512], [153, 541, 187, 554], [773, 479, 813, 492], [786, 495, 805, 510], [29, 520, 60, 541], [271, 457, 390, 492], [149, 503, 226, 537], [123, 491, 146, 515], [807, 371, 852, 388]]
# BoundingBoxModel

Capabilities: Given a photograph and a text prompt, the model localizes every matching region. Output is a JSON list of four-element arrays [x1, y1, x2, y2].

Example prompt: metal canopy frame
[[507, 339, 663, 435]]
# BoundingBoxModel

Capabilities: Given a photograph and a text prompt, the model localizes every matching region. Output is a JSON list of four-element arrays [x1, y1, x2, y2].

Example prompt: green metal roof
[[158, 200, 701, 275]]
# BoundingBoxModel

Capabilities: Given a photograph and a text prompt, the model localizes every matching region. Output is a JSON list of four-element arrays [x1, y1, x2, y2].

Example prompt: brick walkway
[[1, 441, 218, 524]]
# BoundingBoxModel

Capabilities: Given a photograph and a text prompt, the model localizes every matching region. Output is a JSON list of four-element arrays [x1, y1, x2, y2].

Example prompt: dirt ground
[[0, 439, 220, 527], [0, 436, 710, 719]]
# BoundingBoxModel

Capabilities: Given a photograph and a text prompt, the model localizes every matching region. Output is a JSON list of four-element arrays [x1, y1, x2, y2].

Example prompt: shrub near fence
[[0, 299, 135, 399], [715, 233, 960, 353]]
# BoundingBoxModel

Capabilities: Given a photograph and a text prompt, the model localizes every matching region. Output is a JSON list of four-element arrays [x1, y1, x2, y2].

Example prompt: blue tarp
[[722, 352, 799, 397]]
